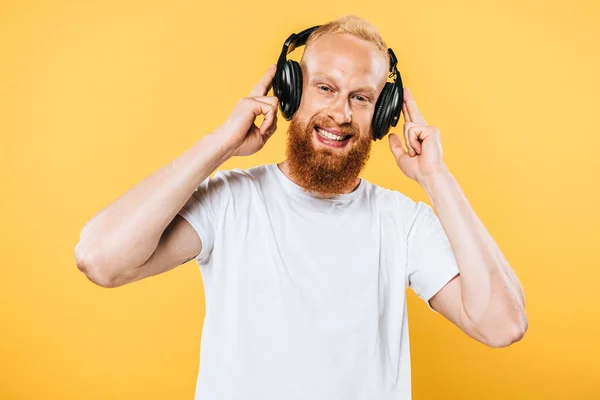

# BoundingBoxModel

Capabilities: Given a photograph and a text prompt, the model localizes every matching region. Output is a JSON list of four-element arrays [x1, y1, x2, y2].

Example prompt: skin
[[76, 31, 527, 348], [278, 33, 389, 198], [389, 89, 528, 347], [279, 32, 528, 347]]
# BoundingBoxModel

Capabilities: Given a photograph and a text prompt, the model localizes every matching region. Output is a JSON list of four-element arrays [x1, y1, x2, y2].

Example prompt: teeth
[[317, 128, 346, 141]]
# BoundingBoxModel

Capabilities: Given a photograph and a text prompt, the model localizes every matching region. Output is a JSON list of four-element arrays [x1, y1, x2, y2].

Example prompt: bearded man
[[75, 15, 527, 400]]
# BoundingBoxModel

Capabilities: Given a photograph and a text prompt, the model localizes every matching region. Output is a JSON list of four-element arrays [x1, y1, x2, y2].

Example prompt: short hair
[[301, 15, 390, 70]]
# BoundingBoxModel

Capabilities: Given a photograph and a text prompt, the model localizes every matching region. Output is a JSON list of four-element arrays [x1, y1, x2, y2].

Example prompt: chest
[[212, 197, 408, 318]]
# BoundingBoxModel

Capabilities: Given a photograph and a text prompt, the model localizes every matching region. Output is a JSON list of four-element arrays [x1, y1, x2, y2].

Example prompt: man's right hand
[[215, 64, 280, 158]]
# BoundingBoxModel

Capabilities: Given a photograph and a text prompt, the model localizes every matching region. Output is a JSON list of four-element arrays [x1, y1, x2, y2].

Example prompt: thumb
[[388, 133, 406, 159]]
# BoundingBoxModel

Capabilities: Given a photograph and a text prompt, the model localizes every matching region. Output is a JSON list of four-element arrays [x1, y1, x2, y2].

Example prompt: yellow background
[[1, 0, 599, 398]]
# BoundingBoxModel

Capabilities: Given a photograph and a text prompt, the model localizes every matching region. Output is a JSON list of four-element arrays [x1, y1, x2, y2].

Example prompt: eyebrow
[[310, 73, 378, 98]]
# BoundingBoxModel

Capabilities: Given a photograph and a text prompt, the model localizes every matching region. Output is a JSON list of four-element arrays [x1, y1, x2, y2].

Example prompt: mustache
[[309, 118, 359, 137]]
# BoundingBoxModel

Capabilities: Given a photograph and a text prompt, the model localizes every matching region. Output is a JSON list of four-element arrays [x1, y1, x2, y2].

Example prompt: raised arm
[[389, 87, 527, 347], [75, 134, 234, 287], [75, 65, 280, 287]]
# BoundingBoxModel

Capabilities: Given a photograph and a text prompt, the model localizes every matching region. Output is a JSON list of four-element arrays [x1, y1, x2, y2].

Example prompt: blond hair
[[302, 15, 390, 69]]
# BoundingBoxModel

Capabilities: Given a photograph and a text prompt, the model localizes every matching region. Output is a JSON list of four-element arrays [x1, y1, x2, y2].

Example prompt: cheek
[[298, 90, 328, 114], [358, 116, 374, 137]]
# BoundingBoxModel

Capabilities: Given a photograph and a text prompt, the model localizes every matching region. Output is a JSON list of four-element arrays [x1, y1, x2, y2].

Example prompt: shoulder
[[361, 179, 433, 233], [193, 165, 277, 207], [206, 164, 271, 190], [361, 179, 419, 213]]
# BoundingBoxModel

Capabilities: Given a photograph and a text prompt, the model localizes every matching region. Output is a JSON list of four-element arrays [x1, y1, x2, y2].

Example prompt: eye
[[354, 95, 367, 102], [318, 85, 331, 92]]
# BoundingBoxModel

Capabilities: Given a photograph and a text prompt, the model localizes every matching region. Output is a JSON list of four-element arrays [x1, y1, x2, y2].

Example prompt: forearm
[[75, 132, 234, 279], [420, 167, 526, 328]]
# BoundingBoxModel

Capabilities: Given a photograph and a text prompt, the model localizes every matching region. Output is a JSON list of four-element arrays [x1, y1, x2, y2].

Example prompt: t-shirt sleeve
[[177, 169, 232, 266], [406, 201, 460, 311]]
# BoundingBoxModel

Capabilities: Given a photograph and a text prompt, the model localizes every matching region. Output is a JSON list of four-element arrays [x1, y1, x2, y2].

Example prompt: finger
[[239, 97, 277, 133], [404, 87, 427, 125], [246, 97, 277, 117], [264, 110, 278, 137], [417, 127, 441, 150], [250, 96, 279, 136], [249, 65, 277, 98], [407, 125, 423, 155], [251, 95, 279, 108], [388, 133, 406, 159], [404, 122, 416, 157], [256, 101, 278, 136], [265, 116, 278, 138], [402, 101, 411, 123]]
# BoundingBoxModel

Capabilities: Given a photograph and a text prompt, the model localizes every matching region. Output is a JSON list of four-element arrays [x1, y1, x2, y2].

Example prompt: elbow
[[485, 313, 528, 348], [74, 243, 120, 288]]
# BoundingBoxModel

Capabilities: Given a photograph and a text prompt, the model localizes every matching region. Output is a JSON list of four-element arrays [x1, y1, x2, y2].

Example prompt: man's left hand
[[388, 87, 447, 184]]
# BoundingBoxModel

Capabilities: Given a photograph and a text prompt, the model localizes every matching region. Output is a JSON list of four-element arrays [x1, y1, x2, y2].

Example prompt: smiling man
[[282, 29, 387, 197], [75, 15, 528, 400]]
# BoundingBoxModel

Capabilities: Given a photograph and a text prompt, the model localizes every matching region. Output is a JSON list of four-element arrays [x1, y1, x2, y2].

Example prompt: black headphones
[[273, 25, 404, 141]]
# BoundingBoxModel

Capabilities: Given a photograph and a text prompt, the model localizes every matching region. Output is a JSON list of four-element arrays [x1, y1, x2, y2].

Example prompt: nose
[[326, 95, 352, 126]]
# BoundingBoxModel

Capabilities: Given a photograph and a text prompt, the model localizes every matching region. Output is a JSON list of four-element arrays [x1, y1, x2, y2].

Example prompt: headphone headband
[[277, 25, 320, 72], [286, 26, 320, 54], [279, 26, 399, 76], [386, 48, 403, 128]]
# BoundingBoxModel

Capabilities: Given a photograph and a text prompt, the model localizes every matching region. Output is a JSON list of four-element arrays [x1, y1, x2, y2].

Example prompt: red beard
[[284, 115, 373, 198]]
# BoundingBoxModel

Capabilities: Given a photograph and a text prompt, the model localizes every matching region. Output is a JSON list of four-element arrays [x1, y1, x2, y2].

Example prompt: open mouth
[[313, 126, 352, 148]]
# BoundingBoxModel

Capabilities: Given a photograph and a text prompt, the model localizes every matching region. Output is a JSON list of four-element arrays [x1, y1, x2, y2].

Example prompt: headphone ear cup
[[288, 60, 303, 119], [372, 83, 394, 141], [275, 60, 298, 120]]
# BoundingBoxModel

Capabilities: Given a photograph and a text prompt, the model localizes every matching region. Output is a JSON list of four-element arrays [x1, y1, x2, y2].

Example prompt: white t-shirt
[[177, 163, 459, 400]]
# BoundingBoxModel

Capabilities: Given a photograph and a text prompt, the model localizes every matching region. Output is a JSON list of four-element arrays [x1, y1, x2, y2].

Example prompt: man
[[75, 15, 527, 400]]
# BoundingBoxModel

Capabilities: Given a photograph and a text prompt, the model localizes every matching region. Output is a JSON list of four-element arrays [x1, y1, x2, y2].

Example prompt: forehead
[[301, 33, 389, 91]]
